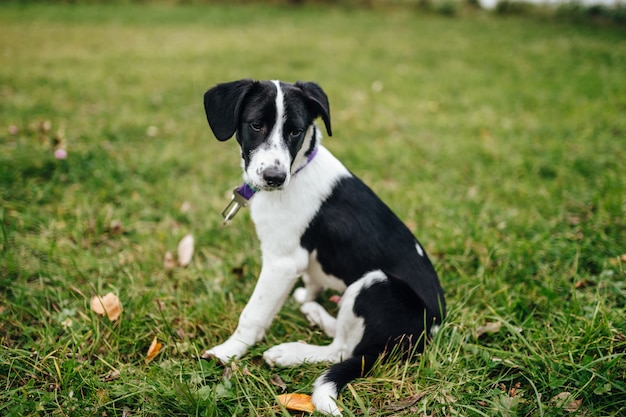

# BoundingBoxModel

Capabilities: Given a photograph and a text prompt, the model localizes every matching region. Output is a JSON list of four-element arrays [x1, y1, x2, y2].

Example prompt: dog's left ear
[[204, 79, 255, 141], [296, 81, 332, 137]]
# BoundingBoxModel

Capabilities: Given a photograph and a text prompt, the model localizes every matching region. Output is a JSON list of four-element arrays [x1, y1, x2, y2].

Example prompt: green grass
[[1, 2, 625, 416]]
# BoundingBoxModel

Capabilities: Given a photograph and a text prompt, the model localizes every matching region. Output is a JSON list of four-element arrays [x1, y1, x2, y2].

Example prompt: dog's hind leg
[[264, 272, 384, 368], [263, 298, 362, 367]]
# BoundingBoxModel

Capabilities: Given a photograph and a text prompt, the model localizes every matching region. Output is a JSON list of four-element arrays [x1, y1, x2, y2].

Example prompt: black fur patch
[[301, 176, 445, 351]]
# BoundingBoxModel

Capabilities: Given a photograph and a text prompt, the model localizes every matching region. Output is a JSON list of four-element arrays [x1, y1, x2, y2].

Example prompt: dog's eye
[[250, 122, 263, 132], [289, 129, 303, 137]]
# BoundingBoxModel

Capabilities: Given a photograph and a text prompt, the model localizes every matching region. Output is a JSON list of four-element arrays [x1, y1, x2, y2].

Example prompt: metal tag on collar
[[222, 188, 248, 225], [221, 185, 255, 225]]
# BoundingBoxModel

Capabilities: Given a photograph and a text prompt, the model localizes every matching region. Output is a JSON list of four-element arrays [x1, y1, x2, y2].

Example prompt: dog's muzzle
[[261, 167, 287, 188]]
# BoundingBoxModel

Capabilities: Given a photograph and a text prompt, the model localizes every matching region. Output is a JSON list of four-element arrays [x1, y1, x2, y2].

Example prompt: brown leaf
[[551, 392, 582, 412], [90, 292, 122, 321], [277, 393, 316, 413], [145, 336, 162, 364], [565, 399, 583, 413], [476, 321, 502, 338], [177, 234, 194, 267], [575, 279, 595, 289], [270, 374, 287, 392], [509, 382, 522, 397]]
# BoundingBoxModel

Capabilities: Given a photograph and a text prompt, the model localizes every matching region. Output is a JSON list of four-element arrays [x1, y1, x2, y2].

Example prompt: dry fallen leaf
[[277, 393, 316, 413], [551, 392, 582, 412], [177, 234, 194, 267], [574, 279, 595, 289], [90, 292, 122, 321], [270, 374, 287, 392], [145, 336, 162, 364], [476, 321, 502, 338]]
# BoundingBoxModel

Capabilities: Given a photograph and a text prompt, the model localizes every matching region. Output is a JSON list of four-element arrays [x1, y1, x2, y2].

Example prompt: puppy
[[201, 79, 445, 415]]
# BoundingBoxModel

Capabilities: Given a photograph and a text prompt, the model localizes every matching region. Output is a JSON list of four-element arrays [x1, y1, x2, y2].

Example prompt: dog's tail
[[311, 354, 378, 415]]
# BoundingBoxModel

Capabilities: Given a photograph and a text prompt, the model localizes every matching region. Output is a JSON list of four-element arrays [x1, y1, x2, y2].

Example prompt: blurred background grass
[[1, 2, 625, 416]]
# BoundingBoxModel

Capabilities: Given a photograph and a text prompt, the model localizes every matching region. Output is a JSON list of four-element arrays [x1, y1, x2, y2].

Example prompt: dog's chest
[[249, 146, 350, 257], [250, 183, 322, 252]]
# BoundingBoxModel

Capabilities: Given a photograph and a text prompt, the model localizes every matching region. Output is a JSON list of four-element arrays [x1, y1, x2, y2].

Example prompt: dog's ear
[[296, 81, 332, 137], [204, 79, 255, 141]]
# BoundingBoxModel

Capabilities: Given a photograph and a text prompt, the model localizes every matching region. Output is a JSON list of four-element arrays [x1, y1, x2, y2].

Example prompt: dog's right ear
[[204, 79, 255, 141]]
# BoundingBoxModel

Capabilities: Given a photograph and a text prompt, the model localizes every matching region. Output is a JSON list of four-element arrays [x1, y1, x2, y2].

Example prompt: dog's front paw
[[201, 347, 231, 364], [201, 340, 247, 364]]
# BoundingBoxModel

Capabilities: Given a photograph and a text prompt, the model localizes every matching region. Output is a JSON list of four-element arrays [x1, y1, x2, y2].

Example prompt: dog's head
[[204, 80, 331, 191]]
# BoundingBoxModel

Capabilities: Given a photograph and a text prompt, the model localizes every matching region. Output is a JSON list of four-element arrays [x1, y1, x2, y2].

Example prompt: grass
[[1, 2, 625, 416]]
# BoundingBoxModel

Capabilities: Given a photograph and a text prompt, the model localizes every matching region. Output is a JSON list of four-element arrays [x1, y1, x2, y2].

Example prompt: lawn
[[1, 2, 625, 416]]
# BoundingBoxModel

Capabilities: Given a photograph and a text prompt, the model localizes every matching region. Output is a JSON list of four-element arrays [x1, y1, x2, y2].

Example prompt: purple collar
[[294, 146, 319, 176]]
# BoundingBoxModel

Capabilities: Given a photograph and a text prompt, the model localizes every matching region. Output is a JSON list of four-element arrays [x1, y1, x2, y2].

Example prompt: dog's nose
[[262, 167, 287, 187]]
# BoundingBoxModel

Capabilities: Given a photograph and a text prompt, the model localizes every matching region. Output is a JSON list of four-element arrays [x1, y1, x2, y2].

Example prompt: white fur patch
[[415, 242, 424, 257]]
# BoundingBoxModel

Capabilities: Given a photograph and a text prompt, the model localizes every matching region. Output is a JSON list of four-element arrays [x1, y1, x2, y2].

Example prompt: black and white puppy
[[202, 79, 445, 415]]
